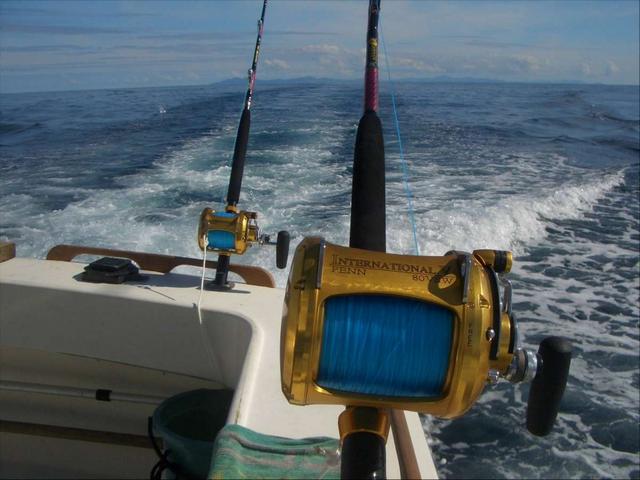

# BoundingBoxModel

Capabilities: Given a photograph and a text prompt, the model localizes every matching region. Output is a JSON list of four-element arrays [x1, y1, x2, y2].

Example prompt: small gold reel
[[197, 207, 290, 270], [197, 207, 259, 255], [280, 237, 529, 419]]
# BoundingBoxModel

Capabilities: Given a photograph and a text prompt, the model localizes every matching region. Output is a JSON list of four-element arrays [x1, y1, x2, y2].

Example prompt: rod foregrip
[[350, 110, 386, 251], [226, 108, 251, 207]]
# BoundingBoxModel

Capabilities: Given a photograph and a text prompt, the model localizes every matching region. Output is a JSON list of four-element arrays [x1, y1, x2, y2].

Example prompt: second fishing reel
[[281, 238, 571, 436], [198, 207, 290, 269]]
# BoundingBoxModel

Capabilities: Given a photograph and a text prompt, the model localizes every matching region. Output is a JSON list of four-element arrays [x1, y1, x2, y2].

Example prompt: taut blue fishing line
[[317, 295, 453, 397], [380, 22, 420, 256]]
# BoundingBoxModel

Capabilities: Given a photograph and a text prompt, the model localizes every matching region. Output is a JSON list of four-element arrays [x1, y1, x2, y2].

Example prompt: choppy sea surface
[[1, 80, 638, 479]]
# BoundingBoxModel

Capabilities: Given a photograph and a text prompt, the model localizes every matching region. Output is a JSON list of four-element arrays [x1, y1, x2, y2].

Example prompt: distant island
[[212, 76, 593, 87]]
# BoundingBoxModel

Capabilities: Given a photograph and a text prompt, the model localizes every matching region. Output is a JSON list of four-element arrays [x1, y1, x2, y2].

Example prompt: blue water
[[1, 80, 638, 479]]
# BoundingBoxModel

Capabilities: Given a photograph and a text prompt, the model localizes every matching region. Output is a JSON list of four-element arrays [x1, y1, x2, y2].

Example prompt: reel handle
[[276, 230, 290, 269], [526, 336, 572, 436]]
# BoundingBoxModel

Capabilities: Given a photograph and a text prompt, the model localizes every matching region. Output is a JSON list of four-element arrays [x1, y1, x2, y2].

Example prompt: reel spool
[[280, 238, 571, 434], [198, 207, 290, 269]]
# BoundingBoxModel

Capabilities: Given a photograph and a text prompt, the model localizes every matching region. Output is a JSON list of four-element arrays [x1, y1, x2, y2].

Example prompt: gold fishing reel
[[281, 238, 571, 433], [198, 207, 259, 255], [198, 207, 290, 269]]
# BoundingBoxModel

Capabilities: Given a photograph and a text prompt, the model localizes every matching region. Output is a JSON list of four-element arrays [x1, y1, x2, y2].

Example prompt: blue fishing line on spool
[[317, 295, 453, 398], [380, 22, 420, 256], [208, 230, 236, 250], [207, 212, 237, 249]]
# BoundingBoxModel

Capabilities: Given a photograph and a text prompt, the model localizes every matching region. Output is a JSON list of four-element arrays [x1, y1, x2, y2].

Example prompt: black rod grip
[[526, 336, 572, 436], [350, 110, 386, 252], [341, 432, 386, 480], [226, 108, 251, 206], [276, 231, 290, 269]]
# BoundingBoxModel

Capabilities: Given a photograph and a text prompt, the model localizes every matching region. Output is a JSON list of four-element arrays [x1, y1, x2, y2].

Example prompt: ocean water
[[1, 80, 638, 479]]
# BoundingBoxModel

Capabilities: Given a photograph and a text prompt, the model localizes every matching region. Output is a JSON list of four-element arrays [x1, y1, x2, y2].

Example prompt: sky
[[0, 0, 638, 93]]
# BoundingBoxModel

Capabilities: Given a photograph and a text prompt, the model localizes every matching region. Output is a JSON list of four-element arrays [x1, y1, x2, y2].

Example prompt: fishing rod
[[225, 0, 267, 211], [281, 1, 571, 479], [341, 1, 389, 478], [198, 0, 289, 289], [350, 0, 385, 253]]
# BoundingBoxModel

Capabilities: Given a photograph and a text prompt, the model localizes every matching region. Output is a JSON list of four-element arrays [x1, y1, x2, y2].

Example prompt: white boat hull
[[0, 254, 437, 478]]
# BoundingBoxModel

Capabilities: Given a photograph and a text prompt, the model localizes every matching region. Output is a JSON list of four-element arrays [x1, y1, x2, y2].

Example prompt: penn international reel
[[280, 238, 571, 436]]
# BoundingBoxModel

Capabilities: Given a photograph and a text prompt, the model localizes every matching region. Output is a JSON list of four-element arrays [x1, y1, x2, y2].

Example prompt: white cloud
[[605, 60, 620, 76], [580, 60, 621, 79], [441, 53, 549, 78], [299, 44, 343, 55], [264, 58, 290, 71], [506, 54, 545, 73], [581, 62, 594, 76], [393, 57, 443, 74]]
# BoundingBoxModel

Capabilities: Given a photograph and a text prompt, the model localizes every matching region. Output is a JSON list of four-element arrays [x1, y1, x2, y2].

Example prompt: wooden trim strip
[[46, 244, 275, 288], [0, 242, 16, 263], [0, 419, 156, 449], [390, 409, 422, 479]]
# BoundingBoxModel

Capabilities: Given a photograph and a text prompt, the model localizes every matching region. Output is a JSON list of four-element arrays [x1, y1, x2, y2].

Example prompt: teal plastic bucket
[[152, 389, 234, 479]]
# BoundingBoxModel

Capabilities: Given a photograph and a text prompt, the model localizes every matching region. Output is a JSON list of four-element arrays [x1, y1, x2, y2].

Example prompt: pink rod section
[[365, 67, 379, 112]]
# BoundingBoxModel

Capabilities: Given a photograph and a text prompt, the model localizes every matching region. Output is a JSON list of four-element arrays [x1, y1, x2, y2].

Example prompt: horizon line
[[1, 75, 638, 96]]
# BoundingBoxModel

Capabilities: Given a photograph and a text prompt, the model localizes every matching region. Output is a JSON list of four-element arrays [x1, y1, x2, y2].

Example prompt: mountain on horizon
[[213, 76, 592, 87]]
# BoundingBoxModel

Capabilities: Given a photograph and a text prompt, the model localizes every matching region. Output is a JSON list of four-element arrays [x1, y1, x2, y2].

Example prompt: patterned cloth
[[209, 424, 340, 479]]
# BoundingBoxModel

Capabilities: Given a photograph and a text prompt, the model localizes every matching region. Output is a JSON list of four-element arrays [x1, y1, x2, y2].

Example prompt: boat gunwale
[[46, 243, 276, 288]]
